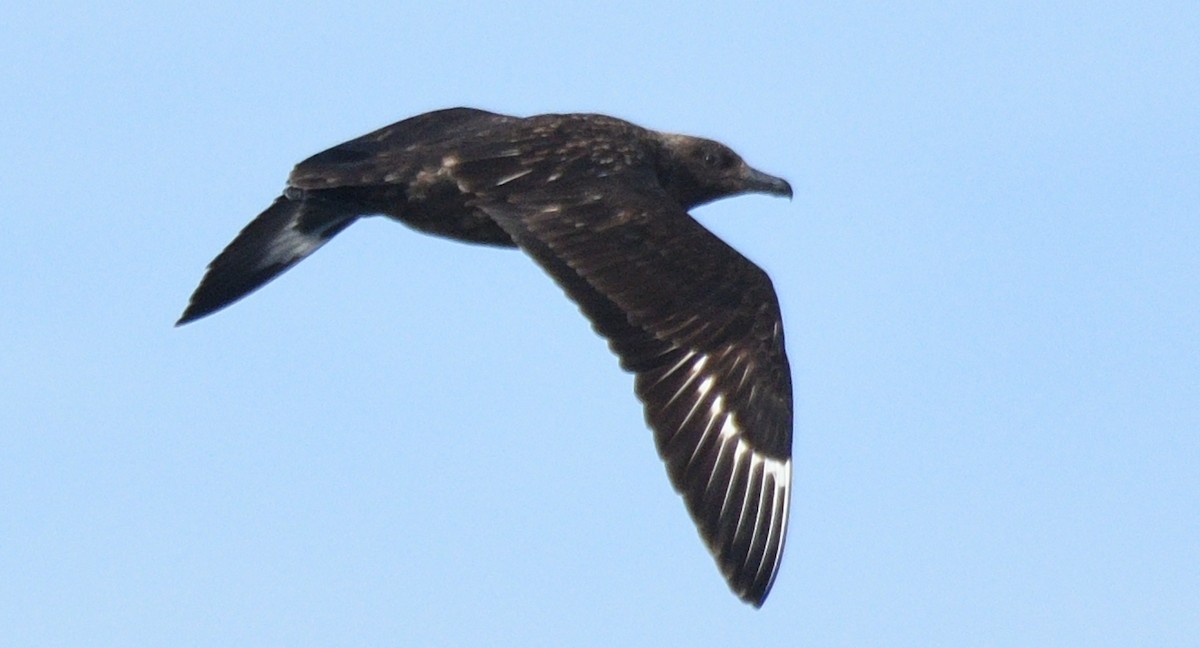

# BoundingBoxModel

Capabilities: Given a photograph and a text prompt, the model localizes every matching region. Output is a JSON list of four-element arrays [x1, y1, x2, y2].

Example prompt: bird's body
[[179, 108, 794, 606]]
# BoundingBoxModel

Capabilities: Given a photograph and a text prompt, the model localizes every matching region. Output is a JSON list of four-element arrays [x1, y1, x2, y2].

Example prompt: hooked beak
[[742, 166, 793, 199]]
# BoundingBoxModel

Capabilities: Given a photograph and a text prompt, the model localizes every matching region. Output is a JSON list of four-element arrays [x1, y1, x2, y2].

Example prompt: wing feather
[[287, 108, 515, 190], [177, 194, 356, 325], [478, 187, 792, 606]]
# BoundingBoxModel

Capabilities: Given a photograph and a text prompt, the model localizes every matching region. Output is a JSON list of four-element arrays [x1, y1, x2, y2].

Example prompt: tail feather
[[177, 194, 357, 325]]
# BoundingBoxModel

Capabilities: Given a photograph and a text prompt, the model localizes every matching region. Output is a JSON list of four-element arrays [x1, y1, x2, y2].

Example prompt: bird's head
[[655, 134, 792, 209]]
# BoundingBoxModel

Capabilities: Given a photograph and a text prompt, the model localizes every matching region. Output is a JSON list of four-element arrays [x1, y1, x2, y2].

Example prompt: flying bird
[[178, 108, 794, 606]]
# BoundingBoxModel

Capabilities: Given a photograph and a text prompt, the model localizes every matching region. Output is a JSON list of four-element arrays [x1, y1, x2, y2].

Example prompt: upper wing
[[477, 184, 793, 606], [286, 108, 517, 190]]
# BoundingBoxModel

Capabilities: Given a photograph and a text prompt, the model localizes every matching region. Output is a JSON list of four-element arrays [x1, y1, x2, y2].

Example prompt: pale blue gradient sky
[[2, 2, 1197, 645]]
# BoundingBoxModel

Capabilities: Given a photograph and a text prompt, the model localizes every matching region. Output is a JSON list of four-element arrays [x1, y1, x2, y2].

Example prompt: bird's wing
[[176, 194, 356, 325], [476, 184, 793, 606], [180, 109, 558, 325], [287, 108, 517, 190]]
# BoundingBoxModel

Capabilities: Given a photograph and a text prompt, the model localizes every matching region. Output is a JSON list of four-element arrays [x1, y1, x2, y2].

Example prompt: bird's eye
[[701, 148, 734, 170]]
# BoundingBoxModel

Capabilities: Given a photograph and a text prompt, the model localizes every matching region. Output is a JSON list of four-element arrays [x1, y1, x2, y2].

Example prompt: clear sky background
[[2, 2, 1197, 646]]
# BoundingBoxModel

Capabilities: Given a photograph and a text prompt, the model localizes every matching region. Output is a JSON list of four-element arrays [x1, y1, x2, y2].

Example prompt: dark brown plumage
[[178, 108, 794, 606]]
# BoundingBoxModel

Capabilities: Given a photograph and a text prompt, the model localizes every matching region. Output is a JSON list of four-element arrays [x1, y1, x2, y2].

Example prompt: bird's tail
[[176, 192, 358, 325]]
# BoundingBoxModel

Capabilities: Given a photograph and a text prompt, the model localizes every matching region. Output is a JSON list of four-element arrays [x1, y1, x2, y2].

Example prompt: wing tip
[[687, 436, 792, 607], [174, 302, 208, 327], [176, 194, 359, 328]]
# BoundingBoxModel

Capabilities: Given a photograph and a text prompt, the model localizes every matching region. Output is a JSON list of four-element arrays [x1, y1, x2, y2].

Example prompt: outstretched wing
[[477, 184, 793, 606], [178, 108, 518, 325], [176, 193, 356, 325]]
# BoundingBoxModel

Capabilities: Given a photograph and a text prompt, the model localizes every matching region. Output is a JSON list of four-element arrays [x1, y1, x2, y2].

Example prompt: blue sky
[[2, 2, 1197, 645]]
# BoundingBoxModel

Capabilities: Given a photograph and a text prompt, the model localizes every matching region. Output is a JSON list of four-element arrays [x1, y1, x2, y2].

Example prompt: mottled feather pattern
[[179, 107, 794, 606]]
